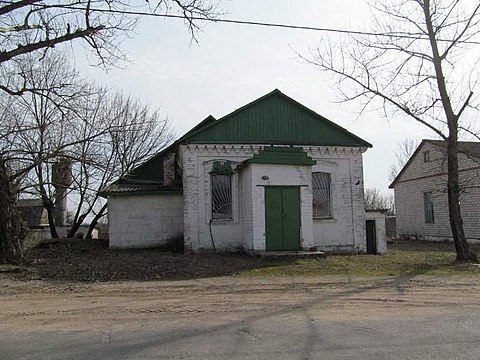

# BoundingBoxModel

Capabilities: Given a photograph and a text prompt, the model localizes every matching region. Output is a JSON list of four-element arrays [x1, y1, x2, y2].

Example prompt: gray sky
[[75, 0, 441, 193]]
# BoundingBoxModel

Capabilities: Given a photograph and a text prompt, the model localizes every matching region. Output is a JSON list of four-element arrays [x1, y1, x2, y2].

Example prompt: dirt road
[[1, 275, 480, 359]]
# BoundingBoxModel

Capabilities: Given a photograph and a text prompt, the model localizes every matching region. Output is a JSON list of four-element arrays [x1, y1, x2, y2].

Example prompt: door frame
[[264, 185, 301, 251]]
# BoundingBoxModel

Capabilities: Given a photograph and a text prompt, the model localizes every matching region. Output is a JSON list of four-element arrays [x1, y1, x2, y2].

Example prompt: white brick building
[[390, 139, 480, 241], [103, 90, 372, 253]]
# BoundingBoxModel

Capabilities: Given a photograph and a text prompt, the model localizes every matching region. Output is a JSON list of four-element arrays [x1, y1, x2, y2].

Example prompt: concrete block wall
[[163, 152, 176, 186], [396, 171, 480, 241], [108, 193, 183, 248]]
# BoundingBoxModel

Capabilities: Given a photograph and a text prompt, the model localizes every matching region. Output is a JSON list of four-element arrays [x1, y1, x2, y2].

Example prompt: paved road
[[1, 276, 479, 359]]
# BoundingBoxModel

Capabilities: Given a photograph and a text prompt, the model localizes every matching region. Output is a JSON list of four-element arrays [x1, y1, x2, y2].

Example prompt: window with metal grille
[[312, 172, 332, 218], [210, 160, 234, 220], [424, 192, 434, 223]]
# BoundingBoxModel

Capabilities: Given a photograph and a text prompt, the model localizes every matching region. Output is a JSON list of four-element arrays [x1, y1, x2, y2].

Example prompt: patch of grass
[[240, 242, 480, 277], [3, 238, 479, 282]]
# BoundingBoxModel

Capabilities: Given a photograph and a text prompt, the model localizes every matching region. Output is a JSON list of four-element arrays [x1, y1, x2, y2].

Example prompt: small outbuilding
[[365, 210, 387, 254]]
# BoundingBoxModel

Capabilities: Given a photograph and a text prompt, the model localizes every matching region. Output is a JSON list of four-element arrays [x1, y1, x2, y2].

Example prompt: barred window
[[312, 172, 332, 218], [210, 161, 233, 220], [424, 192, 434, 223]]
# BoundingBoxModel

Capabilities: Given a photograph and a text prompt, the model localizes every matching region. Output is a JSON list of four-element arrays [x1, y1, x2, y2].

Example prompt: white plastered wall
[[181, 144, 367, 253], [243, 162, 314, 251], [181, 144, 255, 251], [306, 147, 367, 253], [108, 193, 184, 248]]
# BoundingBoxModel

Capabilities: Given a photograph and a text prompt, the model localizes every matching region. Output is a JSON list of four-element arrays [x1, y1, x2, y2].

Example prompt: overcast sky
[[75, 0, 442, 193]]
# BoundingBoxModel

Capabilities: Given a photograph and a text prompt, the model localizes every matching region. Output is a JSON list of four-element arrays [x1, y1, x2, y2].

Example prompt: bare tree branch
[[306, 0, 480, 261]]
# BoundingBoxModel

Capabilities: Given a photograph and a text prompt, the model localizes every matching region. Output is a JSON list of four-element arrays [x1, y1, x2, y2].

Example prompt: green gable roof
[[182, 89, 372, 148]]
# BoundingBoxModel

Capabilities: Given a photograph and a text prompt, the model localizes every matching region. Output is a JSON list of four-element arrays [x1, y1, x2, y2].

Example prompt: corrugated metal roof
[[183, 89, 372, 147], [100, 179, 182, 196], [130, 155, 164, 182], [249, 146, 316, 165]]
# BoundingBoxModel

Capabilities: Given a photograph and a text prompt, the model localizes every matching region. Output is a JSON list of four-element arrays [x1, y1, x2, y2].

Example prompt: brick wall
[[180, 144, 254, 251], [181, 144, 368, 253], [240, 165, 254, 249], [163, 152, 176, 186], [395, 141, 480, 241], [365, 211, 387, 254], [248, 162, 314, 251], [307, 147, 367, 253]]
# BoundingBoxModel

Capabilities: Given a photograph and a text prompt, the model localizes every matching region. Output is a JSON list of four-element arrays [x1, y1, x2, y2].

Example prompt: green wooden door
[[265, 186, 301, 251]]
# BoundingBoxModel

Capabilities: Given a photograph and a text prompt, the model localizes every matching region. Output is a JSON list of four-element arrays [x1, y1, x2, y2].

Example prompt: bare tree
[[2, 52, 91, 238], [365, 188, 395, 214], [305, 0, 480, 261], [1, 52, 173, 241], [0, 1, 220, 76], [66, 90, 173, 239], [389, 138, 419, 182], [0, 0, 219, 263]]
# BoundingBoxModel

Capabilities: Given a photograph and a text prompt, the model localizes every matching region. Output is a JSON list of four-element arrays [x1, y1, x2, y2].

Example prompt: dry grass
[[1, 238, 479, 282], [240, 240, 480, 277]]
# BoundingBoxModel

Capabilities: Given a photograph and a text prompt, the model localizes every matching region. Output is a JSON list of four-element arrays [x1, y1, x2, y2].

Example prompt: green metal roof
[[101, 90, 371, 196], [130, 154, 165, 182], [249, 147, 316, 166], [182, 89, 372, 147]]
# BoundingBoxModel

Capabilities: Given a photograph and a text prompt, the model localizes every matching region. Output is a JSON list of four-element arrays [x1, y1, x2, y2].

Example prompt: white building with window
[[102, 90, 372, 253], [390, 139, 480, 242]]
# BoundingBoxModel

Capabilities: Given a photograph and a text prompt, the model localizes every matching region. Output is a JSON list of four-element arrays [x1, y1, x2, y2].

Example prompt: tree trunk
[[446, 138, 477, 261], [422, 0, 477, 262], [85, 203, 107, 239], [42, 197, 59, 239], [0, 156, 27, 263], [67, 213, 87, 238]]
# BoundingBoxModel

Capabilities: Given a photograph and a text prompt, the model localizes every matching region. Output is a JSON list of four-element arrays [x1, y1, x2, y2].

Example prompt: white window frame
[[424, 192, 434, 224]]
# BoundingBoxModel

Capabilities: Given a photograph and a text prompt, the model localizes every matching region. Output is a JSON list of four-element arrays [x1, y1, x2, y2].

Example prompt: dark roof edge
[[389, 139, 428, 189], [386, 138, 477, 188], [130, 115, 218, 176], [389, 139, 480, 188], [99, 188, 183, 198]]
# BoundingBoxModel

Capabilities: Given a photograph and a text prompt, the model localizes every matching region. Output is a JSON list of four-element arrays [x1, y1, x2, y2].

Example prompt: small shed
[[365, 210, 387, 254]]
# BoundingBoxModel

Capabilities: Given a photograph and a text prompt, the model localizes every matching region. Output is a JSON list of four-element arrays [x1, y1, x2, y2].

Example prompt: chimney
[[163, 153, 176, 187], [52, 158, 72, 227]]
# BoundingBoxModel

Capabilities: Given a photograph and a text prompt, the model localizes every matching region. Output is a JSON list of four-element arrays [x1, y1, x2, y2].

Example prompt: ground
[[1, 238, 480, 281], [1, 275, 480, 359], [1, 240, 480, 359]]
